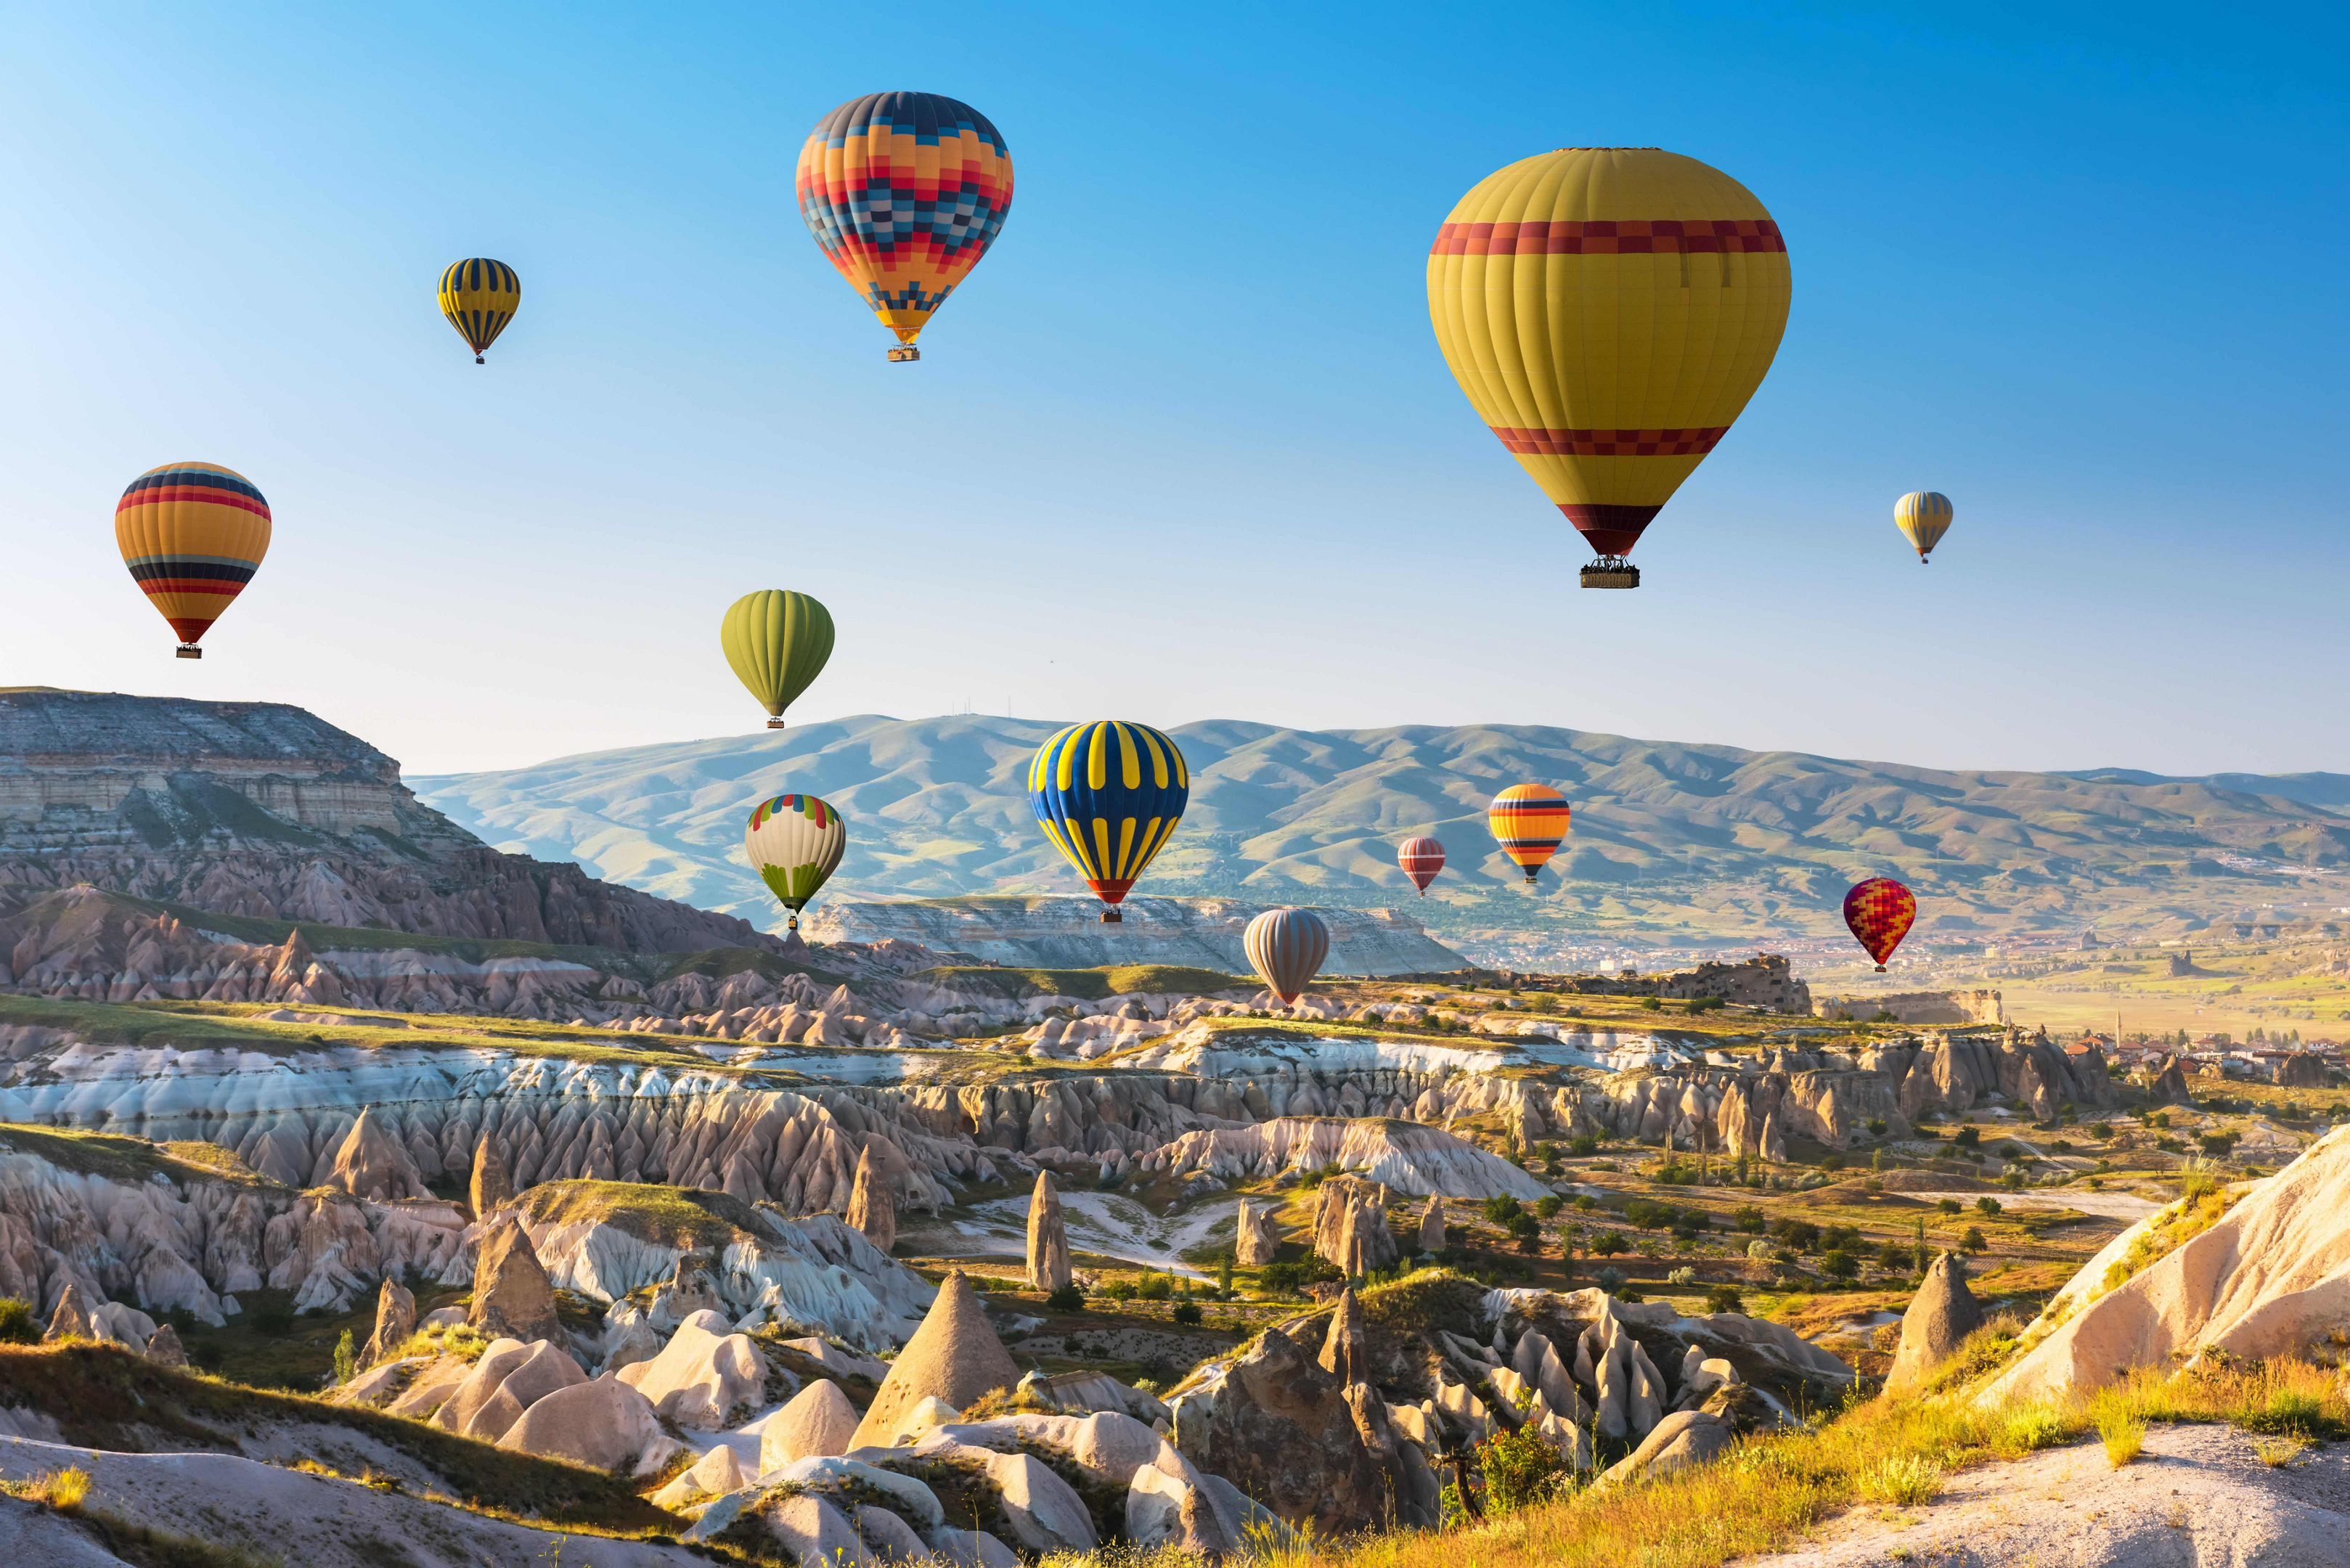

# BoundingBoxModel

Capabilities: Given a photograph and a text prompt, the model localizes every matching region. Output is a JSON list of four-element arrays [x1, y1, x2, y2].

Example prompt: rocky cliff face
[[803, 895, 1467, 976], [0, 690, 780, 955]]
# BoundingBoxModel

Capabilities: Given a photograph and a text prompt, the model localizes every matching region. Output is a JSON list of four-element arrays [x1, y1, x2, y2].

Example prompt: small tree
[[1820, 1249, 1860, 1283], [332, 1329, 356, 1386], [1477, 1424, 1569, 1513], [1704, 1284, 1745, 1315], [1976, 1196, 2003, 1217], [0, 1299, 38, 1344], [1960, 1226, 1988, 1254], [1046, 1283, 1086, 1312], [1171, 1300, 1202, 1326], [1218, 1251, 1234, 1296]]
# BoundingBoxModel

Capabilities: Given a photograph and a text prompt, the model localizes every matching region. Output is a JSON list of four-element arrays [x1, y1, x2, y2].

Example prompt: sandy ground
[[950, 1188, 1237, 1281], [1904, 1189, 2162, 1221], [1753, 1424, 2350, 1567], [0, 1435, 701, 1568]]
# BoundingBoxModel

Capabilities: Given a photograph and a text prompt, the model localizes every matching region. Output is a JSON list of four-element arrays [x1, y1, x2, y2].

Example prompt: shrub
[[1641, 997, 1662, 1012], [1533, 1194, 1563, 1219], [1475, 1424, 1569, 1514], [1482, 1195, 1524, 1225], [1995, 1142, 2024, 1160], [1137, 1273, 1176, 1301], [1953, 1127, 1981, 1150], [1999, 1408, 2070, 1453], [1855, 1453, 1942, 1505], [1820, 1249, 1860, 1282], [1976, 1196, 2003, 1217], [1731, 1205, 1765, 1234], [1170, 1300, 1202, 1326], [1938, 1199, 1962, 1215], [1819, 1154, 1845, 1173], [25, 1466, 90, 1514], [0, 1298, 38, 1345], [1705, 1284, 1745, 1315], [2098, 1406, 2145, 1466], [1771, 1218, 1821, 1252], [1746, 1240, 1772, 1261], [1961, 1227, 1988, 1253], [1045, 1283, 1086, 1312], [1567, 1134, 1601, 1156], [1572, 1193, 1597, 1212], [1596, 1266, 1628, 1293], [1101, 1278, 1137, 1301], [1666, 1266, 1698, 1286], [1878, 1238, 1917, 1271]]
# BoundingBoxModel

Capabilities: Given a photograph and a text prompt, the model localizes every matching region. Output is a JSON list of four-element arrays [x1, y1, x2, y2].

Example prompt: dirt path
[[1752, 1424, 2350, 1566], [1904, 1189, 2162, 1221]]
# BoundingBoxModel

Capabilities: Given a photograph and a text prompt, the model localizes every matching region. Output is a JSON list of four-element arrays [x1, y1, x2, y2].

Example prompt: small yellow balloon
[[1895, 491, 1954, 562]]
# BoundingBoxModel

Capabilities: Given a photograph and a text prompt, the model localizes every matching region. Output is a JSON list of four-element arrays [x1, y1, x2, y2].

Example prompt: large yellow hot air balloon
[[1428, 148, 1792, 588], [721, 590, 834, 730]]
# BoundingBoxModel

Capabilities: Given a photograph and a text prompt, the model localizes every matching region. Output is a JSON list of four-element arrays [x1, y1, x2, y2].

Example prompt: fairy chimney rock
[[847, 1144, 896, 1253], [849, 1272, 1021, 1450], [1418, 1196, 1446, 1254], [1236, 1200, 1278, 1267], [1027, 1171, 1072, 1292], [470, 1217, 560, 1344], [325, 1107, 428, 1204], [470, 1130, 515, 1218]]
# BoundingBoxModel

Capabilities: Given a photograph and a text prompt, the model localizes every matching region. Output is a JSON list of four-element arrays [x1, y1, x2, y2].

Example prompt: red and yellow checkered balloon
[[1843, 878, 1917, 970]]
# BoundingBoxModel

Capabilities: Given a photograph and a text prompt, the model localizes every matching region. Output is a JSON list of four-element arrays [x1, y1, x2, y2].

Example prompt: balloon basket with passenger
[[1579, 557, 1641, 589], [886, 345, 921, 363]]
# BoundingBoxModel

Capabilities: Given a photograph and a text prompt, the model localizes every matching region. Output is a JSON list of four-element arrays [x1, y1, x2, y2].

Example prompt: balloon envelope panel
[[1427, 147, 1792, 558], [1027, 720, 1188, 906], [796, 91, 1013, 346], [115, 462, 271, 646]]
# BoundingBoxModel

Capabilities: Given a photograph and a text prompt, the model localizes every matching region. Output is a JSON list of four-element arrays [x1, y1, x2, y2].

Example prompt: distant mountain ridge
[[412, 714, 2350, 944]]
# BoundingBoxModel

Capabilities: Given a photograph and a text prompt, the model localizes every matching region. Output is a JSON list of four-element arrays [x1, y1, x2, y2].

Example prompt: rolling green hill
[[412, 716, 2350, 947]]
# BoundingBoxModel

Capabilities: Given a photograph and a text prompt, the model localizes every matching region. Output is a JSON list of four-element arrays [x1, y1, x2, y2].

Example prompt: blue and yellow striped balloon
[[1028, 720, 1188, 923], [1894, 491, 1954, 562]]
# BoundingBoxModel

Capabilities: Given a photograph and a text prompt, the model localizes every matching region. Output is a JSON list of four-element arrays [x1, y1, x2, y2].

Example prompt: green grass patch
[[514, 1180, 762, 1253]]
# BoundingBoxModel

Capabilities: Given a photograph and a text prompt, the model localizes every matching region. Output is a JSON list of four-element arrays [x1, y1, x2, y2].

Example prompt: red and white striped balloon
[[1398, 836, 1446, 894]]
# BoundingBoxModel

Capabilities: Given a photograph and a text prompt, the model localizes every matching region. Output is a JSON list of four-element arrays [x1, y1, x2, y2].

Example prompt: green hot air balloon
[[721, 589, 834, 730]]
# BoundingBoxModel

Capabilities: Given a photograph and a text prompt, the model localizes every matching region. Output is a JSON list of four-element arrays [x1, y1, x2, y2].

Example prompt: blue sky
[[2, 1, 2343, 777]]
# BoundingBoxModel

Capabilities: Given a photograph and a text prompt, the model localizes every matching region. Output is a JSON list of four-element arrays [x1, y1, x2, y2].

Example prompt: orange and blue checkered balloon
[[1843, 877, 1917, 969], [1029, 721, 1188, 915], [1488, 784, 1571, 883], [796, 91, 1012, 353]]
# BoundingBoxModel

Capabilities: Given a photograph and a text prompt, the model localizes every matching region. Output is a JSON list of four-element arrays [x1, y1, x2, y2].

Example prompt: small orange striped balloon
[[1843, 878, 1917, 970], [1488, 785, 1571, 883]]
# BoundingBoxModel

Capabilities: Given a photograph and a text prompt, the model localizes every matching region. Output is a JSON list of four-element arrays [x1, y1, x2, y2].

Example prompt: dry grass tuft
[[26, 1463, 90, 1513]]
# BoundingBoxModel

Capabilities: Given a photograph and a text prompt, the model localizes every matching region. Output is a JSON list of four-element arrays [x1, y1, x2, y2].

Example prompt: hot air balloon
[[115, 462, 270, 659], [1398, 836, 1446, 894], [1843, 878, 1917, 971], [796, 91, 1013, 363], [438, 258, 521, 363], [1028, 720, 1188, 923], [745, 793, 846, 931], [1895, 491, 1954, 563], [721, 590, 835, 730], [1489, 785, 1570, 884], [1245, 907, 1329, 1006], [1427, 148, 1792, 588]]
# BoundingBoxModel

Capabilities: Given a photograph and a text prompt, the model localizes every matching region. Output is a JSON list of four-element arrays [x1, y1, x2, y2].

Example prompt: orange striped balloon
[[115, 462, 271, 658], [1843, 878, 1917, 971], [1488, 785, 1571, 883]]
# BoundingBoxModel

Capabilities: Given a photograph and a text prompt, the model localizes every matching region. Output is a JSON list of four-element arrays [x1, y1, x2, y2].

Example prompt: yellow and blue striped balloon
[[1895, 491, 1954, 562], [438, 258, 521, 363], [1028, 720, 1188, 923]]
